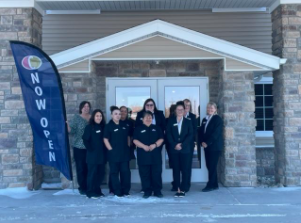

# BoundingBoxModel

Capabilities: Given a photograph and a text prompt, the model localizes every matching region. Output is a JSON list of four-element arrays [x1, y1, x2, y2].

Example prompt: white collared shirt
[[204, 115, 214, 133], [152, 113, 156, 125], [177, 116, 184, 135]]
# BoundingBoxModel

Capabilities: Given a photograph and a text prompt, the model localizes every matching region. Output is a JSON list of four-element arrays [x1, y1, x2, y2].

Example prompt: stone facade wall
[[0, 8, 42, 189], [256, 147, 276, 186], [272, 5, 301, 186], [218, 64, 257, 186]]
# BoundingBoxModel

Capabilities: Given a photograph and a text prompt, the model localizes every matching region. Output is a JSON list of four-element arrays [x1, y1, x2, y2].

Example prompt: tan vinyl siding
[[225, 58, 263, 71], [42, 11, 272, 55], [94, 36, 222, 59], [58, 59, 89, 72]]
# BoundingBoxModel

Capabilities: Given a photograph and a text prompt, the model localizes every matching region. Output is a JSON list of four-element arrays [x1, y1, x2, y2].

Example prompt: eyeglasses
[[146, 104, 154, 107]]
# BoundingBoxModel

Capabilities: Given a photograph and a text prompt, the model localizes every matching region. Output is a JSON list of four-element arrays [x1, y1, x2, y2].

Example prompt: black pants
[[73, 147, 88, 192], [86, 163, 105, 197], [139, 164, 162, 194], [109, 161, 131, 196], [171, 152, 191, 192], [205, 150, 221, 189], [186, 149, 194, 191]]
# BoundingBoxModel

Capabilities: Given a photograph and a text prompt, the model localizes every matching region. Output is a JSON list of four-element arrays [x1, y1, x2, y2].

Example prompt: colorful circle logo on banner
[[22, 55, 42, 70]]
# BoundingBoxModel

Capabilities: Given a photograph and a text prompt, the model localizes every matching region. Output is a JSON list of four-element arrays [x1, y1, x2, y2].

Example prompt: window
[[255, 84, 273, 131]]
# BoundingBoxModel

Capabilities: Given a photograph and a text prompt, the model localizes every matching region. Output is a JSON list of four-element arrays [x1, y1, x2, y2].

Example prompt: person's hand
[[202, 142, 207, 148], [175, 143, 182, 150], [144, 145, 150, 152], [149, 144, 156, 151]]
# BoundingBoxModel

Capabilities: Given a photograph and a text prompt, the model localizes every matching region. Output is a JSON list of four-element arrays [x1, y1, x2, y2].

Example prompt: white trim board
[[51, 20, 286, 73]]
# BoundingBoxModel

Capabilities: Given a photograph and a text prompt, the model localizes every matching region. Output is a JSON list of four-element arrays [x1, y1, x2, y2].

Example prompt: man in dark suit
[[199, 102, 223, 192]]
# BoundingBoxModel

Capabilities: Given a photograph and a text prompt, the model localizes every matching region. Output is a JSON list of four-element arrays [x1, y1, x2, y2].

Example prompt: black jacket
[[166, 116, 194, 154], [199, 115, 224, 151], [133, 124, 164, 165], [104, 120, 130, 163], [186, 112, 197, 136], [135, 110, 166, 133], [82, 124, 106, 165]]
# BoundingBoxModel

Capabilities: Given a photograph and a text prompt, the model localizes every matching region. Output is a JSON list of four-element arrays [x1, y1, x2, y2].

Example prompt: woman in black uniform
[[82, 109, 106, 199], [135, 99, 165, 193], [133, 111, 164, 199], [166, 101, 193, 198], [135, 98, 165, 133], [104, 106, 131, 198], [199, 102, 223, 192]]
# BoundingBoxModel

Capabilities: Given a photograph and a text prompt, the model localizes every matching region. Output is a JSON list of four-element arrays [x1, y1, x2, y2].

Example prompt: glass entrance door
[[106, 77, 208, 183]]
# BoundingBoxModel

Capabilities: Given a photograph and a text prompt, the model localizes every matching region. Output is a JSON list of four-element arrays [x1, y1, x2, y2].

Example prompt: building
[[0, 0, 300, 189]]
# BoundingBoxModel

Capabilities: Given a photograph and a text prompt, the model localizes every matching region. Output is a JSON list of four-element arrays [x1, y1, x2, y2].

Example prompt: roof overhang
[[50, 19, 286, 72]]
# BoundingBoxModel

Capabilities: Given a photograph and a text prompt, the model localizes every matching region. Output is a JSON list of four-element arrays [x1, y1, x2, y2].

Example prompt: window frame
[[254, 77, 273, 137]]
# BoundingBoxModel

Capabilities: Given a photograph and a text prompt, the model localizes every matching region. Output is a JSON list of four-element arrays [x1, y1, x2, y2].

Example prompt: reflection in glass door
[[116, 87, 151, 120]]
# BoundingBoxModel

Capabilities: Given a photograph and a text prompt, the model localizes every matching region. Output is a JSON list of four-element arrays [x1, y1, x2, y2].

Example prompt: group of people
[[67, 98, 223, 199]]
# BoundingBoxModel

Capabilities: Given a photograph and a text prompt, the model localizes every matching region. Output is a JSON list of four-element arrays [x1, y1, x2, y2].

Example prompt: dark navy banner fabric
[[10, 41, 72, 180]]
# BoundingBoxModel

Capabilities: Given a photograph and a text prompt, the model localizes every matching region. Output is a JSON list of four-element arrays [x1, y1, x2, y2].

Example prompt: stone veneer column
[[0, 8, 42, 189], [218, 66, 257, 186], [272, 4, 301, 186]]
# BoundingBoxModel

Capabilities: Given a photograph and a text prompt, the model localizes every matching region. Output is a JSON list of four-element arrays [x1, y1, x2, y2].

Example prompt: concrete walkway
[[0, 183, 300, 223]]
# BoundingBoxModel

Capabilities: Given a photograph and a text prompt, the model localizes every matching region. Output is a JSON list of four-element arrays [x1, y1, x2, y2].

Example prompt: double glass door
[[106, 77, 209, 183]]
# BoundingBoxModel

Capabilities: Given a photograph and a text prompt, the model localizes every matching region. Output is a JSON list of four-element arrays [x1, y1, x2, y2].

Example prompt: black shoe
[[202, 187, 218, 192], [98, 192, 105, 198], [79, 190, 86, 196], [143, 192, 152, 199], [178, 191, 185, 198], [123, 192, 131, 197], [90, 195, 100, 199], [174, 192, 180, 198], [114, 194, 123, 198], [154, 192, 163, 198]]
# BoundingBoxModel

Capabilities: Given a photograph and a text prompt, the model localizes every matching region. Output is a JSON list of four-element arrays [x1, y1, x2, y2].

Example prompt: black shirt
[[135, 110, 166, 133], [104, 120, 130, 163], [82, 123, 106, 165], [120, 118, 134, 137], [133, 124, 164, 165]]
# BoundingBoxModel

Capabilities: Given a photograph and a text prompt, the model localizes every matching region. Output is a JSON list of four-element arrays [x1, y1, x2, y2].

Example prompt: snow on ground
[[53, 189, 80, 196], [0, 187, 40, 199], [53, 188, 188, 203]]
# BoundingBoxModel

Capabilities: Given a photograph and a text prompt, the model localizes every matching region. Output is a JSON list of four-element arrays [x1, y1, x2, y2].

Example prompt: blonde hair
[[207, 102, 218, 115]]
